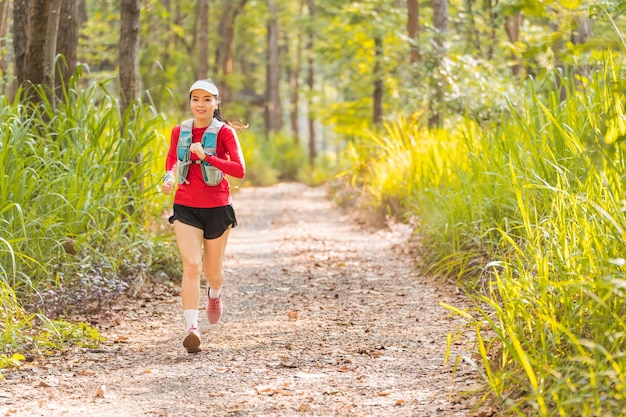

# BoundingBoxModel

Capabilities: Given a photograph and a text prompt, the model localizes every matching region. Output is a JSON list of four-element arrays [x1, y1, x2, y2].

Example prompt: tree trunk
[[407, 0, 420, 63], [265, 0, 282, 134], [43, 0, 62, 105], [119, 0, 141, 120], [572, 15, 591, 44], [372, 35, 383, 125], [572, 14, 591, 84], [504, 13, 523, 76], [55, 0, 79, 98], [549, 14, 567, 102], [77, 0, 87, 26], [215, 0, 248, 104], [287, 2, 302, 143], [13, 0, 29, 92], [23, 0, 51, 103], [0, 0, 11, 96], [432, 0, 447, 52], [465, 0, 481, 55], [196, 0, 209, 80], [119, 0, 142, 215], [306, 0, 315, 165], [485, 0, 497, 60], [429, 0, 447, 127]]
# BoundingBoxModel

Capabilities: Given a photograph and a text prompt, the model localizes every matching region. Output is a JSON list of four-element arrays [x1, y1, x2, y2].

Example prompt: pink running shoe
[[183, 326, 201, 353], [207, 297, 223, 324]]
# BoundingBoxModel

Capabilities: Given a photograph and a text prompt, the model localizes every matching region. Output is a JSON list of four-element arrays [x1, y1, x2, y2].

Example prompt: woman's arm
[[206, 126, 245, 179]]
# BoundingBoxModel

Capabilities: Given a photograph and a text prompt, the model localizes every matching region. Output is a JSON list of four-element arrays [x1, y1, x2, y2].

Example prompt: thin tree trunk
[[466, 0, 481, 55], [549, 16, 567, 102], [43, 0, 62, 106], [306, 0, 315, 165], [485, 0, 497, 60], [372, 35, 383, 125], [55, 0, 78, 99], [216, 0, 248, 104], [119, 0, 142, 215], [572, 14, 591, 84], [13, 0, 29, 91], [24, 0, 52, 103], [287, 2, 302, 143], [429, 0, 447, 128], [407, 0, 420, 63], [119, 0, 141, 120], [265, 0, 282, 134], [504, 13, 523, 76], [432, 0, 447, 52], [77, 0, 87, 26], [196, 0, 209, 80], [0, 0, 11, 96]]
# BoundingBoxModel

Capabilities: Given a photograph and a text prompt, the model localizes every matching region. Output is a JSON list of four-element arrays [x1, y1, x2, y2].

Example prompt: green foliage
[[233, 132, 279, 187], [344, 55, 626, 415], [0, 67, 166, 356], [231, 131, 315, 186], [265, 133, 308, 181], [306, 151, 344, 186]]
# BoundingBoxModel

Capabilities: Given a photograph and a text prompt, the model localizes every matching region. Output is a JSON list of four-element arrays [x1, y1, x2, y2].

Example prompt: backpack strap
[[176, 119, 195, 184], [176, 118, 226, 186], [199, 119, 225, 186]]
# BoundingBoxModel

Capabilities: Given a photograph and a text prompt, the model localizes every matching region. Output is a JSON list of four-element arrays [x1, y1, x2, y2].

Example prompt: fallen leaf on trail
[[115, 335, 129, 343], [256, 385, 272, 394], [96, 385, 108, 397], [279, 362, 297, 368], [395, 399, 406, 406], [286, 311, 299, 320], [77, 369, 96, 376], [377, 391, 391, 396], [143, 369, 152, 374]]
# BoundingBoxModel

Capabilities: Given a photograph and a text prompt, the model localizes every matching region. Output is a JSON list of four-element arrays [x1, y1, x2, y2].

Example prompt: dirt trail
[[1, 182, 479, 417]]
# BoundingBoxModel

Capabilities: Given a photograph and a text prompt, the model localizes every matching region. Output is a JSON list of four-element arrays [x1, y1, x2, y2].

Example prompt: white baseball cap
[[189, 79, 219, 97]]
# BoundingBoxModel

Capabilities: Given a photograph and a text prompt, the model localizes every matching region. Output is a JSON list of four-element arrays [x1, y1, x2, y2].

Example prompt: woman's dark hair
[[213, 107, 248, 132]]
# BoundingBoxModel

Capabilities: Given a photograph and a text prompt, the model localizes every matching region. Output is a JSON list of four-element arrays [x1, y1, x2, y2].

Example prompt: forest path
[[1, 182, 479, 417]]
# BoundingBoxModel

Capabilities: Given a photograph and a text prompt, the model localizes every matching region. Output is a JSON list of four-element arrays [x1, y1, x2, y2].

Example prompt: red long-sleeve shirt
[[165, 123, 245, 208]]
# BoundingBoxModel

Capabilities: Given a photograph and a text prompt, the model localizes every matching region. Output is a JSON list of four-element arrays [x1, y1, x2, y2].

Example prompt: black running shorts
[[168, 204, 237, 239]]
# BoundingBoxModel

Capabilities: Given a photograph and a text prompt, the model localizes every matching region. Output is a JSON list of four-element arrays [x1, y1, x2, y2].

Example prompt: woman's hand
[[162, 172, 175, 194], [189, 143, 206, 159]]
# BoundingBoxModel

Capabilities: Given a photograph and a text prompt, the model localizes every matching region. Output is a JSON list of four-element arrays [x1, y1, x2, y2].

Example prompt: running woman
[[162, 79, 246, 353]]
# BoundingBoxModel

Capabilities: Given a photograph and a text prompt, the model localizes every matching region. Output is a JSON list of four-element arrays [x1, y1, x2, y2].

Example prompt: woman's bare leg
[[173, 221, 204, 311], [203, 227, 231, 324], [203, 227, 231, 296]]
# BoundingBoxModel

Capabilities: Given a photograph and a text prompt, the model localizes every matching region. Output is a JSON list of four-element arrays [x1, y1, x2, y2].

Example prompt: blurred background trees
[[4, 0, 623, 164]]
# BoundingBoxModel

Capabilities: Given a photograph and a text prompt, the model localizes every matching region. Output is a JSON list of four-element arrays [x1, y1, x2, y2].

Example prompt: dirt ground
[[1, 182, 481, 417]]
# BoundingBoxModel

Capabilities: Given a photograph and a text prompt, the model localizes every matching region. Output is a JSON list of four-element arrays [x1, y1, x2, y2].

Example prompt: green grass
[[346, 56, 626, 415], [0, 68, 171, 357]]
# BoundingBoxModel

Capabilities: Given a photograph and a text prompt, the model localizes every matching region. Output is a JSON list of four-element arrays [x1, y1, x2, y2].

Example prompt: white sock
[[183, 309, 199, 330], [208, 287, 222, 300]]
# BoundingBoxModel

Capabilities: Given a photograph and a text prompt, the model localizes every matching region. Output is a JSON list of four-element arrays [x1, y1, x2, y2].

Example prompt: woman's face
[[190, 90, 218, 125]]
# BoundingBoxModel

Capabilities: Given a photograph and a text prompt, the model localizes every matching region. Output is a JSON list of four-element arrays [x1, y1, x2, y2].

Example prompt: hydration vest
[[177, 118, 225, 186]]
